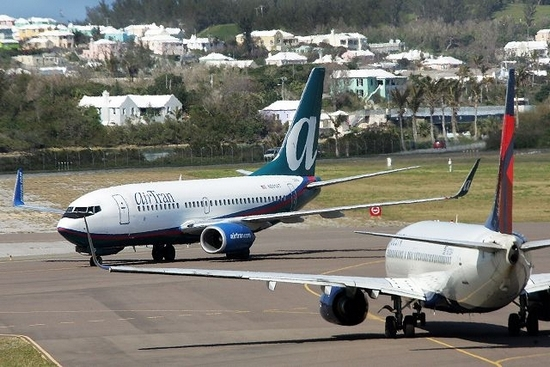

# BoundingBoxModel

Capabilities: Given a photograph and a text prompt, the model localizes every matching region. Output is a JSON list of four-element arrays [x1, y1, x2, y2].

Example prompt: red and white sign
[[369, 206, 382, 217]]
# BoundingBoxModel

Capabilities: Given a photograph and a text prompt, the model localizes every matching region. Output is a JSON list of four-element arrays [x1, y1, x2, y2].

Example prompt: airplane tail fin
[[13, 168, 25, 207], [485, 69, 515, 234], [251, 67, 325, 177]]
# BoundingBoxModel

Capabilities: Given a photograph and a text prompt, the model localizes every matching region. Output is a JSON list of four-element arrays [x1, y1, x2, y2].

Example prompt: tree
[[390, 86, 410, 151], [419, 76, 439, 143], [407, 82, 424, 146]]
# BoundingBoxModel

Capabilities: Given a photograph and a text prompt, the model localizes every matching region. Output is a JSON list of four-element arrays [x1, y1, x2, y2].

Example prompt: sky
[[2, 0, 115, 22]]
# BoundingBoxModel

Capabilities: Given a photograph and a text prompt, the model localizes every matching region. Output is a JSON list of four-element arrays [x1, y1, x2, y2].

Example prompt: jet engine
[[319, 286, 368, 326], [200, 223, 256, 255]]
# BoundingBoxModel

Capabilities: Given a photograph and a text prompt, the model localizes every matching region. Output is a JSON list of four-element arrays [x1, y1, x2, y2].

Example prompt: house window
[[357, 79, 363, 87]]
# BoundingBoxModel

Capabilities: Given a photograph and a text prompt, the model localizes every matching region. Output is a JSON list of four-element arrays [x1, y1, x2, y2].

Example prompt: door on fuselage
[[112, 194, 130, 225]]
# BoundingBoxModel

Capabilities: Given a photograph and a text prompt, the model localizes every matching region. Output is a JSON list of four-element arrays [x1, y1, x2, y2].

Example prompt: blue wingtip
[[13, 168, 25, 206]]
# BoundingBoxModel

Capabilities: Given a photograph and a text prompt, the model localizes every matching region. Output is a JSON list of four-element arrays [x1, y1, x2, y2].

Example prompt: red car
[[433, 139, 446, 149]]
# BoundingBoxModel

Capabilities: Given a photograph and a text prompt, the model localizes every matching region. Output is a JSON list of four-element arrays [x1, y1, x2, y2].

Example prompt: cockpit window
[[62, 205, 101, 218]]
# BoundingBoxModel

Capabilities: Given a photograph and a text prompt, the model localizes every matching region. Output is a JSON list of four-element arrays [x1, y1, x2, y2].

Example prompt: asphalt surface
[[1, 223, 550, 366]]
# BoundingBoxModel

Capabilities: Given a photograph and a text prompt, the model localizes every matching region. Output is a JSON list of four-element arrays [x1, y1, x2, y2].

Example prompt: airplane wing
[[12, 168, 65, 214], [95, 261, 427, 300], [523, 273, 550, 294], [306, 165, 420, 188], [180, 159, 479, 231]]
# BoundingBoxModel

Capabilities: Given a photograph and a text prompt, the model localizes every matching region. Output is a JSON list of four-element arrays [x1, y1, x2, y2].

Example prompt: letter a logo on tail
[[485, 69, 515, 234], [252, 68, 325, 177]]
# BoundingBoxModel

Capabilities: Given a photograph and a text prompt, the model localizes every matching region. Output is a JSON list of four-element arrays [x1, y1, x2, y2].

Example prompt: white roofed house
[[79, 91, 182, 126], [198, 52, 256, 68], [265, 51, 307, 66], [504, 41, 548, 58], [40, 29, 75, 49], [422, 56, 464, 70], [259, 100, 300, 125], [130, 94, 183, 123], [82, 39, 123, 61], [330, 68, 407, 101]]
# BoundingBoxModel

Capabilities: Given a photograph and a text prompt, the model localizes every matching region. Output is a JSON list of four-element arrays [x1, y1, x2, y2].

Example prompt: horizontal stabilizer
[[520, 239, 550, 252], [355, 230, 505, 252]]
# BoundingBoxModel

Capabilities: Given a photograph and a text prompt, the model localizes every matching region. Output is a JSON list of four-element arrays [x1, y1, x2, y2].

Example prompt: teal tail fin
[[485, 69, 515, 234], [252, 67, 325, 176]]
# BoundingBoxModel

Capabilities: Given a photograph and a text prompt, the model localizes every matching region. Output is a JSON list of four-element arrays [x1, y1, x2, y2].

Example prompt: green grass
[[198, 23, 240, 42], [0, 336, 56, 367], [4, 150, 550, 226], [494, 4, 550, 25]]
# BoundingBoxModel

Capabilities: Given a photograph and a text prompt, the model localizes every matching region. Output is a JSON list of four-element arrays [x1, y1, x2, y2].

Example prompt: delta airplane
[[14, 67, 471, 267], [90, 69, 550, 338]]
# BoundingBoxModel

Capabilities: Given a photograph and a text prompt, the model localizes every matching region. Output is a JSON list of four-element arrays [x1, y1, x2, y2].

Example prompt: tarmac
[[1, 223, 550, 366]]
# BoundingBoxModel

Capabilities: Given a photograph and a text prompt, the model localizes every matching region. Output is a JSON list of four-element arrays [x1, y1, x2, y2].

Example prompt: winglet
[[84, 216, 111, 271], [448, 158, 480, 199], [485, 68, 515, 234], [13, 168, 25, 207]]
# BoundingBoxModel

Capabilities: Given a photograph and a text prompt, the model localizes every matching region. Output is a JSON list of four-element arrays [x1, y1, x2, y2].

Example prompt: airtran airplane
[[14, 67, 472, 266], [91, 69, 550, 337]]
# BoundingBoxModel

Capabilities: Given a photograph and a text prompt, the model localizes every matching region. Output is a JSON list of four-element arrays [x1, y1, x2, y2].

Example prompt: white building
[[265, 52, 307, 66], [504, 41, 548, 58], [296, 30, 368, 51], [259, 100, 300, 124], [79, 91, 182, 126], [198, 52, 256, 68]]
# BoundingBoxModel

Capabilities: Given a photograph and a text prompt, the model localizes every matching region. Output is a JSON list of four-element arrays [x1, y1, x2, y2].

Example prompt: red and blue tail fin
[[251, 67, 325, 177], [485, 69, 515, 234]]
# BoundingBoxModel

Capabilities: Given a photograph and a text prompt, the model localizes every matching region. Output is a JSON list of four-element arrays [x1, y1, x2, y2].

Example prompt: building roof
[[266, 52, 307, 61], [261, 100, 300, 111], [332, 68, 403, 79]]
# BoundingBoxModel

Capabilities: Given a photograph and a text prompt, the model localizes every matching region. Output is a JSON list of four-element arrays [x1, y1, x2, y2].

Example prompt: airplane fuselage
[[386, 221, 532, 314], [57, 174, 320, 255]]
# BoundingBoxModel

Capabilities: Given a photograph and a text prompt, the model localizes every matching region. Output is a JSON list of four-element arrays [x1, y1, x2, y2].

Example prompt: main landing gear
[[508, 293, 539, 336], [89, 255, 102, 267], [383, 296, 426, 338], [152, 244, 176, 262]]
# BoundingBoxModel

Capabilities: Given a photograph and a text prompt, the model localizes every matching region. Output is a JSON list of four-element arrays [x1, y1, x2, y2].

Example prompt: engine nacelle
[[200, 223, 255, 255], [319, 286, 368, 326]]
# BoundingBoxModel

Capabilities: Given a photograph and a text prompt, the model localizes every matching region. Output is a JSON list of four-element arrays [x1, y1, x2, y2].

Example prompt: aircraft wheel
[[384, 316, 397, 338], [526, 312, 539, 336], [89, 256, 102, 267], [403, 315, 416, 338], [418, 312, 426, 327], [164, 244, 176, 262], [152, 245, 164, 262], [508, 313, 521, 336]]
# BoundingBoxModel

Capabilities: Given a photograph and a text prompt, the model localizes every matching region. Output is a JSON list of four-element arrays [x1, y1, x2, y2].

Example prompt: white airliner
[[90, 69, 550, 338], [14, 67, 472, 267]]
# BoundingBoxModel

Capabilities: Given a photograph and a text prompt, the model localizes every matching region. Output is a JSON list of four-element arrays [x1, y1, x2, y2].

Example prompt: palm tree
[[390, 86, 410, 151], [420, 76, 439, 143], [436, 78, 450, 141], [466, 79, 482, 140], [446, 79, 462, 141], [407, 82, 424, 147]]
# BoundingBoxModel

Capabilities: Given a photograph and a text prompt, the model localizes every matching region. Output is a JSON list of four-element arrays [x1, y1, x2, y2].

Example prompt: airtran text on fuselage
[[134, 190, 176, 206]]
